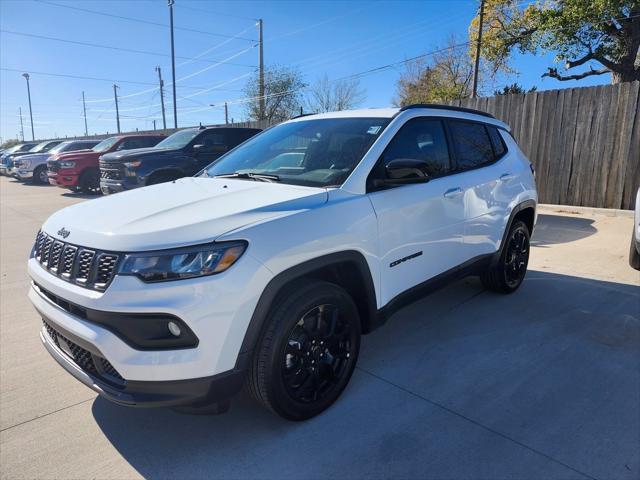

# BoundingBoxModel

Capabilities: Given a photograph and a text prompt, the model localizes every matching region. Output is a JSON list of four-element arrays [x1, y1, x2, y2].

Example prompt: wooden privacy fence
[[449, 81, 640, 210]]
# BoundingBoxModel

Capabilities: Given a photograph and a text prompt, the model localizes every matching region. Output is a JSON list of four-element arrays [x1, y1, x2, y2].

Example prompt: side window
[[448, 120, 494, 170], [487, 126, 507, 158], [118, 139, 141, 150], [197, 132, 228, 152], [379, 118, 451, 178], [139, 137, 161, 148]]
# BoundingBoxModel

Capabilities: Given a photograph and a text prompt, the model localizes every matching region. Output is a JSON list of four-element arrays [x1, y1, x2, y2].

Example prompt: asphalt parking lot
[[1, 175, 638, 480]]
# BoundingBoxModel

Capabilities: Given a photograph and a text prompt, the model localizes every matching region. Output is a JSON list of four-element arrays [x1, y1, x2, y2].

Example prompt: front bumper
[[40, 317, 247, 407], [16, 168, 33, 179], [48, 171, 79, 187], [99, 178, 136, 195], [28, 253, 272, 405]]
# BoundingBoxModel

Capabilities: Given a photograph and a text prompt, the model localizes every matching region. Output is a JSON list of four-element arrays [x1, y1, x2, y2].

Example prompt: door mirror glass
[[192, 144, 206, 154], [386, 158, 430, 180]]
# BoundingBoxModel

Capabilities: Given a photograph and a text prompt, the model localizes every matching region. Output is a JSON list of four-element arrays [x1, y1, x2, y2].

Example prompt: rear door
[[367, 117, 467, 305], [446, 120, 511, 259]]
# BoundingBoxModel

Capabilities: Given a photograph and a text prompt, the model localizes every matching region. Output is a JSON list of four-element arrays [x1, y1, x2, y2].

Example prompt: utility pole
[[224, 102, 228, 125], [168, 0, 178, 128], [82, 91, 88, 136], [258, 19, 265, 120], [153, 119, 157, 130], [22, 73, 35, 140], [472, 0, 485, 99], [113, 84, 121, 134], [155, 66, 167, 129], [19, 107, 24, 141]]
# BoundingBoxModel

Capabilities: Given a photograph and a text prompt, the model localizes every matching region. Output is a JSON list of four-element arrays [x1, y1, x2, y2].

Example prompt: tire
[[79, 168, 100, 194], [481, 219, 530, 294], [630, 232, 640, 270], [247, 280, 361, 421], [147, 171, 179, 186], [32, 165, 48, 185]]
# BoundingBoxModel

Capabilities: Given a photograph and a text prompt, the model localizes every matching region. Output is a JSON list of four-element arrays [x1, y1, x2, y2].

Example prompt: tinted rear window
[[487, 126, 506, 157], [448, 121, 494, 170]]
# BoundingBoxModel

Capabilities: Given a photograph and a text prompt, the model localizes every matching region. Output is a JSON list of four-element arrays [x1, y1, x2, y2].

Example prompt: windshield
[[29, 142, 51, 153], [155, 129, 199, 149], [3, 145, 21, 154], [92, 137, 119, 153], [203, 118, 390, 188], [49, 142, 72, 154]]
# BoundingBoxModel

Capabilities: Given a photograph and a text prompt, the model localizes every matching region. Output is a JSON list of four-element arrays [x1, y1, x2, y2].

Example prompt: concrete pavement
[[1, 176, 638, 479]]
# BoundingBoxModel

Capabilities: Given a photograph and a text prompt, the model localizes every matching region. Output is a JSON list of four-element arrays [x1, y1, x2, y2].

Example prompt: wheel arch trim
[[239, 250, 378, 355]]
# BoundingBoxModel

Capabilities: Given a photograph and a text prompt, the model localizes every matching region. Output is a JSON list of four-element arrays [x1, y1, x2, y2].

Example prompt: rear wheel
[[247, 280, 361, 421], [33, 165, 48, 185], [481, 219, 530, 293], [79, 168, 100, 194]]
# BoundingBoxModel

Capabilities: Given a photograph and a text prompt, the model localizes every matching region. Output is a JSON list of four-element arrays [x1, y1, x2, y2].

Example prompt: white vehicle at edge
[[28, 105, 537, 420]]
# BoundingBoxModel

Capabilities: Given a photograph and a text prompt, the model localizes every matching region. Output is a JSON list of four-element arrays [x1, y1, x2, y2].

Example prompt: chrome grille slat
[[33, 231, 119, 291]]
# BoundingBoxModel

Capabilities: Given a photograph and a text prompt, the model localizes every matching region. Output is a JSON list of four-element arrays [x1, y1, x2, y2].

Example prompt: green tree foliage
[[0, 139, 20, 150], [469, 0, 640, 83], [243, 66, 307, 122], [493, 83, 538, 95], [395, 37, 477, 105]]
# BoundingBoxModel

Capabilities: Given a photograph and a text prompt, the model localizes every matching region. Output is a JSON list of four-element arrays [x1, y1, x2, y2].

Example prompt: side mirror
[[373, 158, 430, 187], [192, 144, 206, 154]]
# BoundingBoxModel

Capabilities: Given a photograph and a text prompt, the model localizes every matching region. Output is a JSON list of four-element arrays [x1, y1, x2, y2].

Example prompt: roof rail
[[399, 103, 495, 119]]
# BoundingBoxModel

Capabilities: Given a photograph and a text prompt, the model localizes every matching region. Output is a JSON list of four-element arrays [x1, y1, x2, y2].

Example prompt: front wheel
[[79, 168, 100, 194], [33, 165, 48, 185], [481, 219, 530, 293], [247, 280, 361, 421]]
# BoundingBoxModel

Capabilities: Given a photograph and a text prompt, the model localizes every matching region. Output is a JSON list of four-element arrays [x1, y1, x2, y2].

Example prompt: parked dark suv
[[99, 126, 261, 194]]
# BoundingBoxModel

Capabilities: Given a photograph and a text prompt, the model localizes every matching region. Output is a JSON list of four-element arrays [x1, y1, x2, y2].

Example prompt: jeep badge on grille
[[57, 227, 70, 239]]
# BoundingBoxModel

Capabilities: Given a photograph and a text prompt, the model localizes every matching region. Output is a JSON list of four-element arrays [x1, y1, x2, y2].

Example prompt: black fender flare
[[238, 250, 378, 358], [492, 199, 536, 265]]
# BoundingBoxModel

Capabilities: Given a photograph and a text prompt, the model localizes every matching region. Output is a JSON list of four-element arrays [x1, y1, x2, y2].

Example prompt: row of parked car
[[0, 125, 261, 194]]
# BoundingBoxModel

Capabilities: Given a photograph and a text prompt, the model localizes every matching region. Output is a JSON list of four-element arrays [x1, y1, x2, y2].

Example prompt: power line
[[0, 67, 243, 92], [34, 0, 257, 41], [0, 30, 256, 68]]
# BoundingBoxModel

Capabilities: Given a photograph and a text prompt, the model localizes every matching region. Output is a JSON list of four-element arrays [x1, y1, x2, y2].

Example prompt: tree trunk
[[611, 68, 640, 84]]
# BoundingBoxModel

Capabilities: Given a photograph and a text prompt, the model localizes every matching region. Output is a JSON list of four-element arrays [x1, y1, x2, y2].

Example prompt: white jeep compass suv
[[28, 105, 537, 420]]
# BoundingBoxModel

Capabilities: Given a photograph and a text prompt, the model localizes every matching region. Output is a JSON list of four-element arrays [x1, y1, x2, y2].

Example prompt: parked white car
[[15, 139, 100, 184], [630, 188, 640, 270], [28, 105, 537, 420]]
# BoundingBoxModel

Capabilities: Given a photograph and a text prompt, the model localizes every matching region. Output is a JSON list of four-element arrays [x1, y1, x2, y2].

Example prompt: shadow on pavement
[[92, 271, 639, 480], [531, 213, 597, 247], [60, 192, 101, 200]]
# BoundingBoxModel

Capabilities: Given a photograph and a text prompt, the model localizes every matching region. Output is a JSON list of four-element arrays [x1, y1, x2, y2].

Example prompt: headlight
[[124, 160, 141, 168], [118, 241, 247, 282], [20, 160, 31, 168], [59, 160, 75, 168]]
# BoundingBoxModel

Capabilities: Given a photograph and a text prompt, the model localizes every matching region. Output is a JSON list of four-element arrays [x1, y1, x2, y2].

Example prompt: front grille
[[99, 164, 124, 180], [43, 319, 125, 385], [33, 231, 121, 291]]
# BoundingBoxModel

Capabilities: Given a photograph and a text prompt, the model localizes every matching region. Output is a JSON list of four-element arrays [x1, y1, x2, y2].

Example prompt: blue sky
[[0, 0, 610, 143]]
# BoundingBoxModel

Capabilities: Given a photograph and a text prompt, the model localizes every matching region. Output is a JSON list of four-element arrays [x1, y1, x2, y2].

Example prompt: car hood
[[53, 150, 98, 161], [16, 152, 50, 163], [42, 177, 328, 251], [100, 147, 167, 162]]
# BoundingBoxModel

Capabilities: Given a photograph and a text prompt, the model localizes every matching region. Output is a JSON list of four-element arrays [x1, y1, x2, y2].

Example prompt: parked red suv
[[48, 134, 165, 193]]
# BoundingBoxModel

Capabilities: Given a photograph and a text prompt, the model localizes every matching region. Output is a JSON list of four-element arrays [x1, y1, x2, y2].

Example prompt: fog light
[[167, 321, 181, 337]]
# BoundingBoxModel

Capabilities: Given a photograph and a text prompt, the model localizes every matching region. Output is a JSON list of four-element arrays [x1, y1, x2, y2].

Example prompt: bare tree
[[305, 75, 366, 113], [395, 36, 478, 106], [243, 66, 307, 123]]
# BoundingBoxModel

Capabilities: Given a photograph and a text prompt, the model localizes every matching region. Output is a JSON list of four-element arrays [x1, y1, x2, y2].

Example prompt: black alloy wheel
[[481, 219, 530, 293], [247, 280, 361, 420], [282, 303, 356, 404], [503, 226, 529, 288]]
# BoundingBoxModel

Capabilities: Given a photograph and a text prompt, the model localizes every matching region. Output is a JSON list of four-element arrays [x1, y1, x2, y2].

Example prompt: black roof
[[399, 103, 495, 119]]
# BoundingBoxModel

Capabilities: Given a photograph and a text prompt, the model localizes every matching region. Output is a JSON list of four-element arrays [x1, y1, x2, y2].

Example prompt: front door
[[367, 117, 468, 306]]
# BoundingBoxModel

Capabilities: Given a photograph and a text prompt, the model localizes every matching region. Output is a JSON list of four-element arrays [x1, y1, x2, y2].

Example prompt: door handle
[[499, 173, 516, 182], [443, 187, 463, 199]]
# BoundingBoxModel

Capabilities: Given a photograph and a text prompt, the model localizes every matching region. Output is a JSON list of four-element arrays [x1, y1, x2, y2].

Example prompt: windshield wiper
[[213, 172, 280, 182]]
